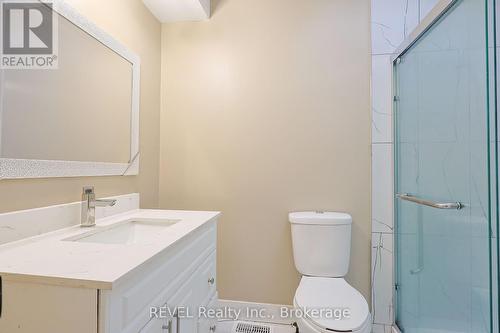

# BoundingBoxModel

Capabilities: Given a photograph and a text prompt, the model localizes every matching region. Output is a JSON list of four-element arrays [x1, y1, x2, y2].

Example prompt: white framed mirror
[[0, 0, 140, 179]]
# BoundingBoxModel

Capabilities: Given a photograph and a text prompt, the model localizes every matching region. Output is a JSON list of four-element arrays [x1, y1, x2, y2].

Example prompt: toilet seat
[[294, 277, 370, 332]]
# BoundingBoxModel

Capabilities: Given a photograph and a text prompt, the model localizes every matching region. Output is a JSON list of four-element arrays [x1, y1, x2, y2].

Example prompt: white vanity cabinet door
[[197, 297, 218, 333], [168, 276, 198, 333], [139, 305, 176, 333], [167, 251, 217, 333]]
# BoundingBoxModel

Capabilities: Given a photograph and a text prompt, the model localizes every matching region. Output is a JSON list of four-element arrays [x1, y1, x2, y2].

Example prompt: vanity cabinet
[[0, 219, 218, 333]]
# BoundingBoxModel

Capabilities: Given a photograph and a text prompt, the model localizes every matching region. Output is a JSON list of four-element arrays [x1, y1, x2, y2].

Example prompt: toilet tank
[[289, 211, 352, 277]]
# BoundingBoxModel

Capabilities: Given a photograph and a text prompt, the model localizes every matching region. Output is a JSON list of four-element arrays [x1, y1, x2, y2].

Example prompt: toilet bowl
[[289, 212, 371, 333], [293, 277, 371, 333]]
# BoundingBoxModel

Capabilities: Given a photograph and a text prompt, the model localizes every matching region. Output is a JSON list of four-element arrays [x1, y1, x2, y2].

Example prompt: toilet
[[289, 212, 371, 333]]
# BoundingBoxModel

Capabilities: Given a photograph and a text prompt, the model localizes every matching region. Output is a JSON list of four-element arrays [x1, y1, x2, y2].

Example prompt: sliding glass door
[[394, 0, 498, 332]]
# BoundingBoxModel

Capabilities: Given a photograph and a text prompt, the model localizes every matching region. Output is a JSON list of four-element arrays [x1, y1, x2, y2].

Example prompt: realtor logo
[[1, 0, 58, 69]]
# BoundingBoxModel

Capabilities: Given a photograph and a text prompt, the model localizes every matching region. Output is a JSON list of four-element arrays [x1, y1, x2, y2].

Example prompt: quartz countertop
[[0, 209, 220, 289]]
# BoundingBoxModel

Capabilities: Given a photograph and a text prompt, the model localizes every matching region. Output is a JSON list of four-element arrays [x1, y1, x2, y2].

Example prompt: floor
[[372, 323, 394, 333], [217, 320, 388, 333]]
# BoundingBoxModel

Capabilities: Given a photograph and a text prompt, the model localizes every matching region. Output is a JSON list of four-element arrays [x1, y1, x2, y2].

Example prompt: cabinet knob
[[209, 325, 217, 332], [208, 277, 215, 285]]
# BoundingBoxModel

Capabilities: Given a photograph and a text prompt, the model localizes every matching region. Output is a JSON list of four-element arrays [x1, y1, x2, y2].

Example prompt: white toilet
[[289, 212, 371, 333]]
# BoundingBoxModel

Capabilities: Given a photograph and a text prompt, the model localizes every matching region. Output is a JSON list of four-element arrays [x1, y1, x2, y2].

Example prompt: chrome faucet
[[81, 186, 117, 227]]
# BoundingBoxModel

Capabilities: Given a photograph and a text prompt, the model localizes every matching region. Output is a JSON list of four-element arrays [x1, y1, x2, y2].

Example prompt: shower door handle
[[397, 193, 463, 276], [396, 194, 463, 210]]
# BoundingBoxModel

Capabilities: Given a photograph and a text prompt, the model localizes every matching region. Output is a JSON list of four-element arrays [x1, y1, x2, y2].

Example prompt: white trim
[[392, 324, 402, 333], [198, 0, 211, 17], [391, 0, 457, 62], [0, 63, 4, 157], [122, 152, 140, 176], [217, 299, 296, 325], [0, 158, 129, 179], [0, 0, 141, 179]]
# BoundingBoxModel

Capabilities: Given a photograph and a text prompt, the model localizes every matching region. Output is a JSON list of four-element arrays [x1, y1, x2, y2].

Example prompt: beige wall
[[0, 0, 162, 213], [159, 0, 371, 305]]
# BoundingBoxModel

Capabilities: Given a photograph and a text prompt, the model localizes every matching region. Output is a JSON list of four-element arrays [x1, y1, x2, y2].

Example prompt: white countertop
[[0, 209, 220, 290]]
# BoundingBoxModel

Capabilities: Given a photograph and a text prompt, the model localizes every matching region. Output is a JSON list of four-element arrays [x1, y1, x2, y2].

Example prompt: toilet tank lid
[[289, 211, 352, 225]]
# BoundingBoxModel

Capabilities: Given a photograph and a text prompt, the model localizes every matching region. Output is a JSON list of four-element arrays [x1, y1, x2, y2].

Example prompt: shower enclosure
[[393, 0, 499, 332]]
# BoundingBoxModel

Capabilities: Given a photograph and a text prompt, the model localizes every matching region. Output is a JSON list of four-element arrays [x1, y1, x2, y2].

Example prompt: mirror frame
[[0, 0, 140, 179]]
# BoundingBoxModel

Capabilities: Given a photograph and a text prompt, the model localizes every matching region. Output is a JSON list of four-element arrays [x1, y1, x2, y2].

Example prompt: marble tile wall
[[370, 0, 439, 330]]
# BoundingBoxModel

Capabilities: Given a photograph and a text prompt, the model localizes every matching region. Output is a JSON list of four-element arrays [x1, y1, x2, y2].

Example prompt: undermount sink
[[65, 219, 180, 245]]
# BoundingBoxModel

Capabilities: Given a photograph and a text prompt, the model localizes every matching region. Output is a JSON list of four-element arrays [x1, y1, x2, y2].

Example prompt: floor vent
[[235, 322, 272, 333]]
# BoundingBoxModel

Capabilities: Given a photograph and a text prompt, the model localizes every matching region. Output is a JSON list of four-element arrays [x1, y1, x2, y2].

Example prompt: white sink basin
[[65, 219, 180, 245]]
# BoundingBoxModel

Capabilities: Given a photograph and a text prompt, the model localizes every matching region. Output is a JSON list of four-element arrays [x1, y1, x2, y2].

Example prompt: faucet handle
[[83, 186, 95, 195]]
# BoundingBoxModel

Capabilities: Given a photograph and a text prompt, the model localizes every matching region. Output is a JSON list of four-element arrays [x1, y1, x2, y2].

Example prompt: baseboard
[[392, 324, 402, 333], [217, 299, 296, 325]]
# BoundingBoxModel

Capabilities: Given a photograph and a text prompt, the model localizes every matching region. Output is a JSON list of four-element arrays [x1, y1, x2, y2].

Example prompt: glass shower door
[[394, 0, 498, 332]]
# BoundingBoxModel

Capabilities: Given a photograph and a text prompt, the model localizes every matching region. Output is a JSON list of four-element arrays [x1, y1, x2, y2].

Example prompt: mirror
[[0, 0, 140, 179]]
